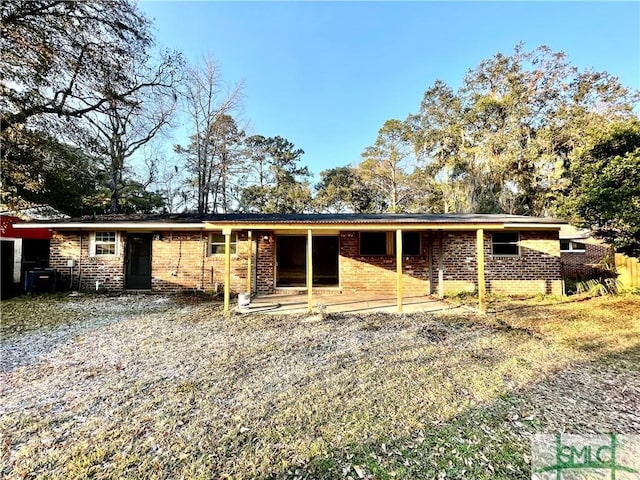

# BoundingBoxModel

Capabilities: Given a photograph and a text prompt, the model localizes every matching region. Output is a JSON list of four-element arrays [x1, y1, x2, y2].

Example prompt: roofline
[[14, 222, 208, 230], [15, 220, 563, 232], [559, 232, 592, 240]]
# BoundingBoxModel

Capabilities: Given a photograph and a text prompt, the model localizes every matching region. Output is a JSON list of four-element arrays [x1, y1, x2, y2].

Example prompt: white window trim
[[491, 232, 520, 257], [560, 240, 586, 253], [90, 231, 120, 257], [209, 232, 238, 256]]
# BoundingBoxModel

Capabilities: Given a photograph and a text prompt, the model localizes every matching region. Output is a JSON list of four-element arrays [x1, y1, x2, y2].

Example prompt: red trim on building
[[1, 215, 51, 240]]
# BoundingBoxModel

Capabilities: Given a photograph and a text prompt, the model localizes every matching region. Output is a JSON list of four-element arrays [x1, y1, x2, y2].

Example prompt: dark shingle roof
[[27, 212, 564, 225]]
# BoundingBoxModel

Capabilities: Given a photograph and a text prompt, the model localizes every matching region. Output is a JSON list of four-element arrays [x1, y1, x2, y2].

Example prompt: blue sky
[[139, 1, 640, 181]]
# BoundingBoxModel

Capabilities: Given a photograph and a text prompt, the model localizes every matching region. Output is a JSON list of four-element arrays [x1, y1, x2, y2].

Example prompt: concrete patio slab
[[237, 292, 468, 315]]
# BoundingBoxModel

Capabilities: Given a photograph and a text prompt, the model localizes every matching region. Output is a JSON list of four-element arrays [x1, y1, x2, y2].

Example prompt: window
[[360, 231, 422, 256], [360, 232, 388, 255], [397, 231, 421, 256], [93, 231, 118, 256], [492, 232, 520, 256], [560, 240, 586, 252], [210, 233, 237, 255]]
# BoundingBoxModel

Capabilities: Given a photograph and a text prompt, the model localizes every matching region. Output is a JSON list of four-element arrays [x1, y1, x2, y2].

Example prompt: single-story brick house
[[16, 213, 566, 313]]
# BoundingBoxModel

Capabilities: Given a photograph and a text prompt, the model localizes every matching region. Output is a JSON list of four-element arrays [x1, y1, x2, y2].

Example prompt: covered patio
[[214, 220, 493, 315], [235, 292, 466, 315]]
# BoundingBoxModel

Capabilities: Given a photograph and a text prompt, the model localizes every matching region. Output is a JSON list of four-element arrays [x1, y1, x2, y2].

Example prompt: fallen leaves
[[0, 294, 639, 479]]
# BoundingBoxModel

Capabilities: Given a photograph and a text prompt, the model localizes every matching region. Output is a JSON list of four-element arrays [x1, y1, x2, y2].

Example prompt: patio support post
[[396, 229, 403, 313], [246, 230, 252, 295], [438, 230, 444, 299], [223, 228, 232, 316], [428, 232, 434, 295], [476, 228, 486, 315], [307, 229, 313, 312]]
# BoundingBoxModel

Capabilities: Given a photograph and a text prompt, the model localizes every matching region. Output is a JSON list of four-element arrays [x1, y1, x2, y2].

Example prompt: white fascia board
[[13, 222, 207, 230], [559, 232, 592, 240]]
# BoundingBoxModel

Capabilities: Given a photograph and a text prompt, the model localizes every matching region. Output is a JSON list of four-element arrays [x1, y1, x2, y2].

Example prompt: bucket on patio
[[238, 292, 251, 311]]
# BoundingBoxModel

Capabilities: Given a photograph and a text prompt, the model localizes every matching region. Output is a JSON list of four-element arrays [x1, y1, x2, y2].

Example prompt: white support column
[[13, 238, 22, 284]]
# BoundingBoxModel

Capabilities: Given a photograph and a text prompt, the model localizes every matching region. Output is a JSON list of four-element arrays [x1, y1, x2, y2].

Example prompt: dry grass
[[1, 293, 639, 479]]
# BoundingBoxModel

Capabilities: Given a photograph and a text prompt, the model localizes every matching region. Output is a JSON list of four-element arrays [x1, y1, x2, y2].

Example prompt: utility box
[[24, 268, 59, 294]]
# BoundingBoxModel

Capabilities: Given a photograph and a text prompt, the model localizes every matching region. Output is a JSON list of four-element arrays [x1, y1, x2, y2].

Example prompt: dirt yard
[[1, 293, 639, 479]]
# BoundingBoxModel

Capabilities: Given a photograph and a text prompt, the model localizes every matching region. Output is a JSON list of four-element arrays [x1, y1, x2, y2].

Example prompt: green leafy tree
[[177, 113, 245, 213], [359, 119, 414, 213], [84, 178, 165, 215], [0, 0, 173, 214], [1, 0, 151, 131], [409, 44, 639, 215], [0, 132, 103, 216], [240, 136, 312, 213], [562, 120, 640, 258], [314, 167, 386, 213]]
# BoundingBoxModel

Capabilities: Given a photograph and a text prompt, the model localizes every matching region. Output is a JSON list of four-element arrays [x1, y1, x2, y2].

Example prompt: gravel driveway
[[1, 294, 177, 373]]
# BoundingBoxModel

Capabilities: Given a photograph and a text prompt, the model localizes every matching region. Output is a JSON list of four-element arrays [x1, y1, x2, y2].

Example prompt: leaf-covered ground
[[1, 293, 639, 479]]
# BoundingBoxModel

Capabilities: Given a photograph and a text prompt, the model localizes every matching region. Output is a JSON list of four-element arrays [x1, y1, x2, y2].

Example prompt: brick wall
[[486, 231, 562, 296], [150, 230, 252, 293], [339, 230, 562, 297], [339, 231, 431, 296], [50, 227, 563, 297], [50, 229, 252, 294], [256, 232, 275, 293], [49, 231, 125, 291], [560, 240, 613, 280]]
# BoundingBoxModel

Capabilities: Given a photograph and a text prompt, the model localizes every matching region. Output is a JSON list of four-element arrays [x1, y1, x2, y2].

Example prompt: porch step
[[273, 288, 342, 296]]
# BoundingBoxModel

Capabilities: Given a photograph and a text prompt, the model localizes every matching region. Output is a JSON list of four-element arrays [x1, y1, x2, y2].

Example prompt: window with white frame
[[491, 232, 520, 256], [210, 232, 237, 255], [560, 240, 586, 252], [93, 231, 118, 256]]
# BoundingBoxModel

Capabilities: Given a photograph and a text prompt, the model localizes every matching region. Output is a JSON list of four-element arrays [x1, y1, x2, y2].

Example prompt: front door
[[276, 235, 339, 287], [126, 234, 152, 289], [313, 236, 339, 286], [276, 236, 306, 286]]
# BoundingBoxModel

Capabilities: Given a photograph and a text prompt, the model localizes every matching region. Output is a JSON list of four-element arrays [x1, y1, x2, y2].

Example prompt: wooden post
[[438, 230, 444, 299], [307, 229, 313, 312], [223, 228, 231, 316], [246, 230, 252, 295], [476, 228, 486, 315], [428, 232, 433, 295], [396, 229, 403, 313]]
